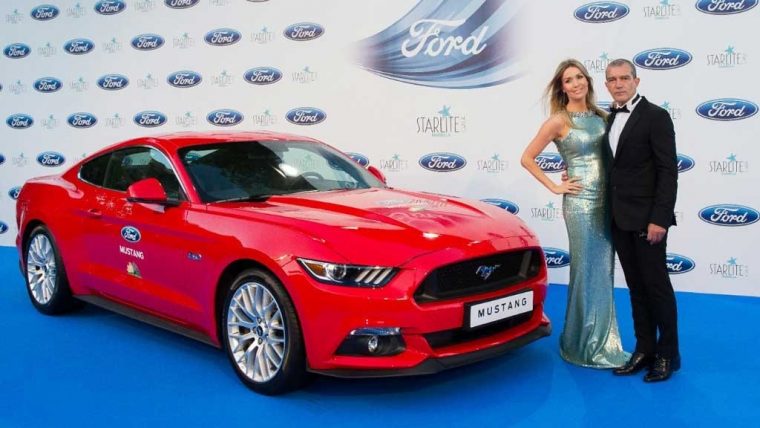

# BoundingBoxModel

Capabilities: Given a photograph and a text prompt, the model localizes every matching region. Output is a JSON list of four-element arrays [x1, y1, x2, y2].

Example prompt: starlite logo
[[710, 153, 748, 176], [710, 257, 749, 279], [477, 154, 508, 174], [175, 111, 197, 127], [95, 0, 126, 15], [207, 109, 244, 127], [696, 99, 757, 121], [346, 153, 370, 167], [284, 22, 324, 41], [531, 201, 562, 222], [6, 9, 23, 23], [481, 199, 520, 214], [36, 151, 65, 167], [660, 101, 682, 120], [251, 26, 274, 44], [131, 34, 164, 51], [64, 39, 95, 55], [121, 226, 141, 243], [666, 253, 695, 274], [244, 67, 282, 85], [417, 105, 466, 137], [102, 37, 123, 54], [204, 28, 242, 46], [643, 0, 682, 19], [8, 187, 22, 200], [167, 70, 202, 88], [695, 0, 757, 14], [211, 70, 234, 87], [699, 204, 759, 226], [250, 109, 277, 127], [379, 154, 409, 173], [535, 153, 566, 173], [543, 248, 571, 268], [285, 107, 327, 126], [418, 153, 467, 172], [707, 45, 747, 68], [4, 43, 31, 59], [137, 74, 158, 89], [31, 5, 60, 21], [676, 153, 695, 173], [584, 52, 613, 74], [134, 111, 167, 128], [165, 0, 199, 8], [97, 74, 129, 90], [42, 115, 58, 130], [66, 3, 86, 18], [574, 2, 630, 23], [34, 77, 62, 93], [134, 0, 156, 12], [67, 113, 97, 128], [105, 113, 124, 128], [37, 42, 57, 57], [0, 221, 8, 234], [69, 77, 89, 92], [173, 32, 195, 49], [6, 114, 33, 129], [292, 66, 318, 84], [634, 48, 692, 70], [9, 80, 27, 95]]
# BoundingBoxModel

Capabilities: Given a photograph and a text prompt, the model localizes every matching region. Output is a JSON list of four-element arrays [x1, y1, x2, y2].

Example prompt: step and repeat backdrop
[[1, 0, 757, 296]]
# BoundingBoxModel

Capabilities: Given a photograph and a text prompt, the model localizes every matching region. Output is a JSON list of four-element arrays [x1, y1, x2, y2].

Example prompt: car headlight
[[297, 258, 397, 287]]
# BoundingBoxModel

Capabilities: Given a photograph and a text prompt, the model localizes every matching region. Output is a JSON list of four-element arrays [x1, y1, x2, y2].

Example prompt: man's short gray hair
[[607, 58, 637, 78]]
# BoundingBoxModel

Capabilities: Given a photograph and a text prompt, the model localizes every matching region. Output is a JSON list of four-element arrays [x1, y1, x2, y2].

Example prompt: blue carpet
[[1, 246, 758, 427]]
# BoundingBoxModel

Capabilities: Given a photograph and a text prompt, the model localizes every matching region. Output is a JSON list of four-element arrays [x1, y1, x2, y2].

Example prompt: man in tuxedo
[[604, 59, 680, 382]]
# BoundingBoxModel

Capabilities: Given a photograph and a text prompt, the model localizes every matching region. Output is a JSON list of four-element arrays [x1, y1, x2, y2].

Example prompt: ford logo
[[677, 153, 695, 173], [97, 74, 129, 90], [666, 253, 695, 275], [121, 226, 141, 243], [94, 0, 126, 15], [207, 109, 244, 127], [695, 0, 757, 14], [67, 112, 98, 128], [133, 111, 167, 128], [699, 204, 759, 227], [131, 34, 165, 51], [164, 0, 200, 9], [9, 186, 22, 200], [0, 221, 8, 234], [244, 67, 283, 85], [36, 151, 66, 167], [167, 70, 202, 88], [543, 247, 571, 268], [31, 5, 60, 21], [6, 114, 34, 129], [481, 198, 520, 215], [634, 48, 692, 70], [535, 153, 566, 173], [346, 153, 370, 167], [0, 154, 5, 165], [204, 28, 242, 46], [34, 77, 63, 93], [285, 107, 327, 126], [696, 98, 758, 121], [4, 43, 31, 59], [418, 152, 467, 172], [64, 38, 95, 55], [573, 2, 630, 23], [283, 22, 325, 41]]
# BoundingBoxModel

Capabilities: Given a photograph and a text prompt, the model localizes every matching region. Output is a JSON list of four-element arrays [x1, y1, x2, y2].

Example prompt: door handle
[[86, 208, 102, 218]]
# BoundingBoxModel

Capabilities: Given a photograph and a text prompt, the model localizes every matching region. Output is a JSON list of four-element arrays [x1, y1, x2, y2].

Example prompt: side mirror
[[367, 165, 387, 185], [127, 178, 180, 207]]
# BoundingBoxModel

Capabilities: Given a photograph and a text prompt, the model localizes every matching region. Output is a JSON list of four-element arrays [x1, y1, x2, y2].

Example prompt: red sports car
[[16, 131, 551, 394]]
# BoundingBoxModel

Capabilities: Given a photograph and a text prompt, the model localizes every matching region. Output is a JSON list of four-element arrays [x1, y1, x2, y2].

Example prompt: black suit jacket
[[605, 97, 678, 231]]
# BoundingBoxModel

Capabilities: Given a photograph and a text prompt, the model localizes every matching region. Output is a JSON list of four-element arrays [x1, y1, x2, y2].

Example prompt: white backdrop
[[1, 0, 758, 296]]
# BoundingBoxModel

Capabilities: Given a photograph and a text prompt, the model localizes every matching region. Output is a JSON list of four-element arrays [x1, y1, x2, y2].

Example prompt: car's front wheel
[[24, 225, 81, 315], [222, 268, 307, 394]]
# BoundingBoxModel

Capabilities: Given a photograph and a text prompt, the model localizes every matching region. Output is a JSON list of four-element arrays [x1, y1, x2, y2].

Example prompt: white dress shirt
[[609, 93, 642, 158]]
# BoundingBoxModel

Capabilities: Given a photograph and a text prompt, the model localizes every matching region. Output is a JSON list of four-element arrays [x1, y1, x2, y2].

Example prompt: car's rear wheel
[[25, 225, 81, 315], [222, 268, 307, 394]]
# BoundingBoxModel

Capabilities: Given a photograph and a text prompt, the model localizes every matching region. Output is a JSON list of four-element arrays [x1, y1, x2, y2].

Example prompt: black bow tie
[[610, 105, 629, 114]]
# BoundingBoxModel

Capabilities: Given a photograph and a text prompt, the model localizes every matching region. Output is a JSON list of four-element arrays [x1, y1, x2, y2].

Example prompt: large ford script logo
[[666, 253, 695, 275], [244, 67, 283, 85], [6, 114, 34, 129], [634, 48, 692, 70], [481, 199, 520, 215], [31, 5, 60, 21], [418, 153, 467, 172], [34, 77, 63, 93], [36, 151, 66, 167], [94, 0, 126, 15], [696, 99, 757, 121], [121, 226, 141, 243], [134, 111, 167, 128], [64, 38, 95, 55], [0, 221, 8, 234], [283, 22, 324, 41], [574, 2, 630, 23], [699, 204, 759, 227], [207, 109, 244, 127], [165, 0, 200, 9], [535, 153, 566, 173], [346, 153, 369, 167], [676, 154, 695, 173], [9, 187, 22, 200], [543, 247, 571, 268], [167, 70, 202, 88], [285, 107, 327, 126], [695, 0, 757, 14], [4, 43, 31, 59], [97, 74, 129, 90], [205, 28, 242, 46], [67, 112, 98, 128], [0, 154, 5, 165], [131, 34, 165, 51]]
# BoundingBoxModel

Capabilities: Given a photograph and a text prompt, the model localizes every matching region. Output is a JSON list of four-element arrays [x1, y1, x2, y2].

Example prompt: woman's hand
[[552, 176, 583, 194]]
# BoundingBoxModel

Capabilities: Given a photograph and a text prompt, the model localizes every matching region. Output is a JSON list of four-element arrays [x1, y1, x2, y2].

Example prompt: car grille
[[424, 312, 533, 349], [414, 249, 543, 303]]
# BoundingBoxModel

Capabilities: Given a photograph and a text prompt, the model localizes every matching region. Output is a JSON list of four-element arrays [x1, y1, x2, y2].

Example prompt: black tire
[[24, 225, 82, 315], [221, 268, 308, 395]]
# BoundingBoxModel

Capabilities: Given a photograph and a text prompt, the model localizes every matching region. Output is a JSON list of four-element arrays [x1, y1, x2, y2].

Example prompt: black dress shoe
[[643, 355, 681, 382], [613, 352, 654, 376]]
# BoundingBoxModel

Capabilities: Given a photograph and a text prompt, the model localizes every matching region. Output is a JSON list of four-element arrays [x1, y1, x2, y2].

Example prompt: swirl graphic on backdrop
[[353, 0, 523, 89]]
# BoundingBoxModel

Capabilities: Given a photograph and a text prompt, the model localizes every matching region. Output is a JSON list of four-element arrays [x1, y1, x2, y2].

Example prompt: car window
[[79, 153, 110, 186], [102, 147, 184, 200]]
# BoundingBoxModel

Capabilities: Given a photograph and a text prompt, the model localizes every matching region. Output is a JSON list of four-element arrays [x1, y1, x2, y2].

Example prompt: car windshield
[[179, 140, 383, 203]]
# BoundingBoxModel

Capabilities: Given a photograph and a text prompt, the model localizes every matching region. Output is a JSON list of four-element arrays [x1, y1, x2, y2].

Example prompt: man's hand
[[647, 223, 667, 244]]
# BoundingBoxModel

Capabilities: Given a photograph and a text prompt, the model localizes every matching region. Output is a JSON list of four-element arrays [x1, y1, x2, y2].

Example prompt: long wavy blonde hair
[[545, 59, 607, 125]]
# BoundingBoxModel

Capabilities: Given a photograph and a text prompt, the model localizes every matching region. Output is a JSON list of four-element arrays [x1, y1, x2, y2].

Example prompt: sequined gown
[[554, 111, 630, 368]]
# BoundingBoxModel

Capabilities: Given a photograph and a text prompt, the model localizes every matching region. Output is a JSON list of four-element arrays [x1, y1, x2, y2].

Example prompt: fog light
[[336, 327, 406, 357]]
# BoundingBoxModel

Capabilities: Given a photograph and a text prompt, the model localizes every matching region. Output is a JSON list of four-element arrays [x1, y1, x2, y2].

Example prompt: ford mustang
[[16, 131, 551, 394]]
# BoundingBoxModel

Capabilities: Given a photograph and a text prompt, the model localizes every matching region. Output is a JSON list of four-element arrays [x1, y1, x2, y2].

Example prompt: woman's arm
[[520, 115, 582, 195]]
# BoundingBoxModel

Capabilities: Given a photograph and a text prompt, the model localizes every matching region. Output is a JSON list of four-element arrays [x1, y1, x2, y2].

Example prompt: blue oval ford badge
[[34, 77, 63, 93], [121, 226, 141, 243], [167, 70, 202, 88], [133, 111, 167, 128], [481, 199, 520, 215], [534, 153, 566, 173], [165, 0, 200, 9], [699, 204, 759, 227], [67, 112, 98, 128], [543, 247, 571, 268], [8, 186, 22, 200], [244, 67, 283, 85], [64, 38, 95, 55], [0, 154, 5, 165], [285, 107, 327, 125], [573, 2, 630, 23], [36, 151, 66, 167], [676, 154, 695, 173], [696, 98, 758, 121], [633, 48, 692, 70], [346, 152, 369, 167], [97, 74, 129, 90], [131, 34, 165, 51], [94, 0, 126, 15], [204, 28, 242, 46], [695, 0, 757, 14], [31, 5, 60, 21], [418, 153, 467, 172], [283, 22, 325, 41], [207, 109, 244, 127], [6, 114, 34, 129], [666, 253, 695, 275], [0, 221, 8, 234], [4, 43, 31, 59]]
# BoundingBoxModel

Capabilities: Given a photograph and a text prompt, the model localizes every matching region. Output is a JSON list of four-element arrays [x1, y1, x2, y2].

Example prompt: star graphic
[[184, 112, 192, 118], [392, 154, 401, 161], [661, 101, 670, 109], [221, 70, 229, 77], [727, 257, 737, 265], [491, 154, 500, 161], [263, 109, 271, 116], [727, 153, 737, 162], [114, 113, 120, 119], [46, 42, 52, 48], [261, 27, 268, 32], [146, 74, 152, 79], [725, 46, 735, 55], [438, 105, 451, 117], [660, 0, 669, 5], [78, 77, 85, 83], [303, 66, 311, 73], [183, 32, 189, 38], [546, 202, 555, 209], [111, 37, 117, 43], [600, 52, 609, 61], [48, 114, 54, 119]]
